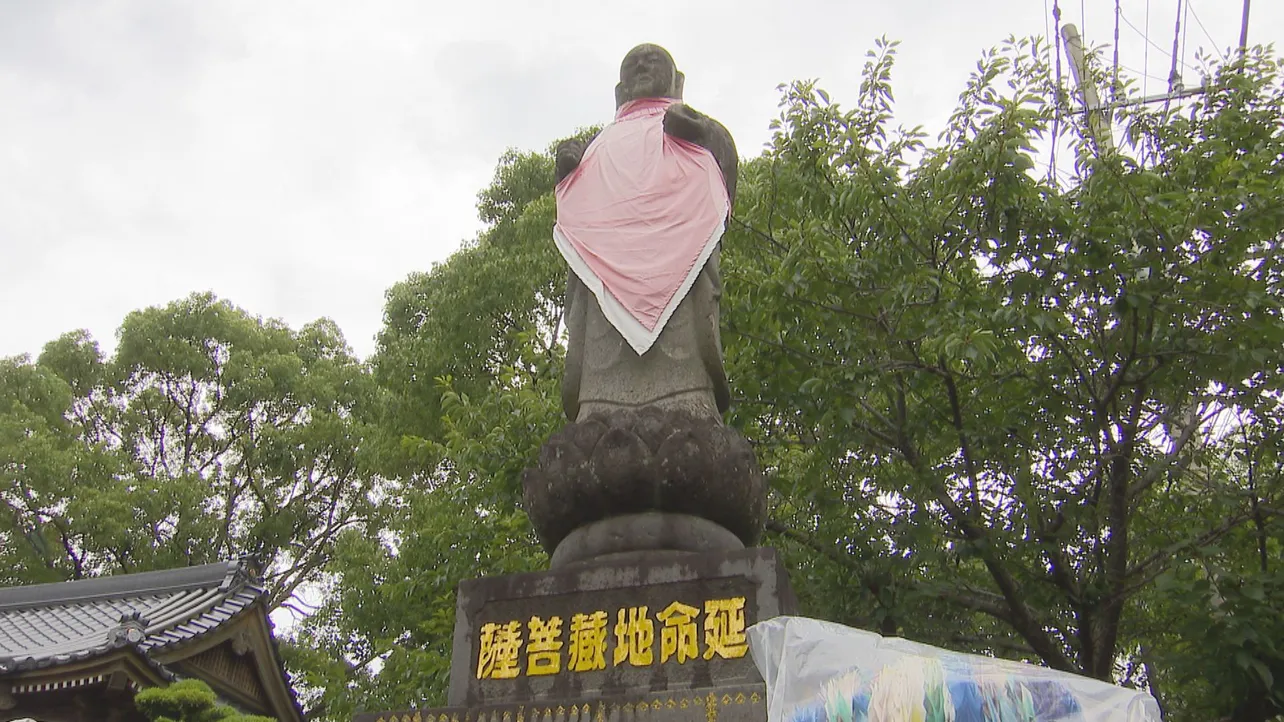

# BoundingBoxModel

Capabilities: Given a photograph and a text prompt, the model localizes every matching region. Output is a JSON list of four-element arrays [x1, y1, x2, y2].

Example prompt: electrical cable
[[1044, 0, 1055, 70], [1182, 0, 1192, 72], [1053, 0, 1064, 90], [1113, 0, 1122, 98], [1119, 64, 1174, 85], [1187, 1, 1226, 60], [1050, 0, 1063, 183], [1168, 0, 1184, 96], [1143, 0, 1150, 98], [1119, 10, 1199, 71], [1080, 0, 1087, 49]]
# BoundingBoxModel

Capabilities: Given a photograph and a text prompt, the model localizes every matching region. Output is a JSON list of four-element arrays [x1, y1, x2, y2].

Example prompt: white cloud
[[1, 0, 1277, 360]]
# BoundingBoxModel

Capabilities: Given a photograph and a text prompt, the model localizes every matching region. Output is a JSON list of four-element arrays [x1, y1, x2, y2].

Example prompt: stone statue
[[553, 43, 739, 424], [524, 44, 763, 567]]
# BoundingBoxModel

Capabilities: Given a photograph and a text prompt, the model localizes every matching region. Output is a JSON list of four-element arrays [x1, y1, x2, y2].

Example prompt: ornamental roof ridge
[[0, 559, 253, 611]]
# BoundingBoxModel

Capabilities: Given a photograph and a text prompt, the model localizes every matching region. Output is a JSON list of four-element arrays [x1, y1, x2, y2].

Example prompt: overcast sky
[[3, 0, 1279, 362]]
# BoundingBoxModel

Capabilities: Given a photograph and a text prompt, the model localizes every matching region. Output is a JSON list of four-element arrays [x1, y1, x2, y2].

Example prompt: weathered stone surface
[[530, 43, 762, 558], [550, 513, 743, 569], [355, 42, 792, 722], [354, 684, 768, 722], [522, 409, 765, 555], [557, 43, 739, 426], [446, 548, 796, 708]]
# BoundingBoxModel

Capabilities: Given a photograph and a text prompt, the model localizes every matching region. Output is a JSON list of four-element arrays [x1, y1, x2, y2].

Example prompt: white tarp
[[747, 616, 1163, 722]]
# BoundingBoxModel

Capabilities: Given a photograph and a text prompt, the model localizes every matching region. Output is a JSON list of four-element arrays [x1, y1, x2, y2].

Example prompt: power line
[[1143, 0, 1150, 97], [1033, 157, 1077, 186], [1050, 0, 1063, 182], [1080, 0, 1087, 48], [1053, 0, 1064, 87], [1239, 0, 1250, 52], [1187, 1, 1226, 60], [1113, 0, 1122, 96], [1181, 0, 1192, 72], [1119, 63, 1175, 85], [1119, 9, 1199, 71], [1044, 0, 1053, 67], [1168, 0, 1184, 96]]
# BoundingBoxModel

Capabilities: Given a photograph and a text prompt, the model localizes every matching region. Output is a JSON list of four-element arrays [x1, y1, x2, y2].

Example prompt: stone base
[[522, 408, 766, 556], [353, 548, 796, 722], [550, 513, 744, 569], [354, 685, 768, 722]]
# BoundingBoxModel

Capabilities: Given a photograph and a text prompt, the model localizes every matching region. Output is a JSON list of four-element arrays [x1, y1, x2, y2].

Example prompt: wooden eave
[[151, 601, 304, 722], [2, 646, 168, 694]]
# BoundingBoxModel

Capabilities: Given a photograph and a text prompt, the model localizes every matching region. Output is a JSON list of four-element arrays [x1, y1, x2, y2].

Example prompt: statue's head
[[615, 43, 685, 108]]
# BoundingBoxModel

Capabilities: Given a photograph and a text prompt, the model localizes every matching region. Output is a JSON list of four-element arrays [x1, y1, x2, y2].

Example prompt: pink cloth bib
[[553, 97, 730, 355]]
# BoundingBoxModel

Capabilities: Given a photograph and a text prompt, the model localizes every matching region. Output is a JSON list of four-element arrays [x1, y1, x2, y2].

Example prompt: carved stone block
[[521, 408, 766, 563]]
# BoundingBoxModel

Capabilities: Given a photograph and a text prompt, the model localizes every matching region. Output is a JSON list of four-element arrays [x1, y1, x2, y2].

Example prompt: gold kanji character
[[527, 615, 564, 676], [656, 601, 699, 664], [612, 606, 654, 666], [702, 597, 748, 660], [568, 611, 608, 671], [476, 620, 523, 679]]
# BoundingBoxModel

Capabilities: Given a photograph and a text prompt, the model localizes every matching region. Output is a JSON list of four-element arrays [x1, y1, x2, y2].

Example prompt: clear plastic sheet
[[747, 616, 1162, 722]]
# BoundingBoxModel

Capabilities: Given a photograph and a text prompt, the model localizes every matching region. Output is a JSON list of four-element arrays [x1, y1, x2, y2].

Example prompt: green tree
[[290, 136, 593, 720], [134, 679, 275, 722], [0, 353, 105, 584], [245, 39, 1284, 722], [0, 292, 385, 611], [1136, 425, 1284, 720], [724, 40, 1283, 720]]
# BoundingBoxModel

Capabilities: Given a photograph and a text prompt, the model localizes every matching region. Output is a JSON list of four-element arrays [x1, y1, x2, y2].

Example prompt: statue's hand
[[663, 103, 707, 144], [555, 138, 588, 181]]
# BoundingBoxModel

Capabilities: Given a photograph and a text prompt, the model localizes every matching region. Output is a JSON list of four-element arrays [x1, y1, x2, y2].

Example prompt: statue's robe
[[555, 97, 735, 422]]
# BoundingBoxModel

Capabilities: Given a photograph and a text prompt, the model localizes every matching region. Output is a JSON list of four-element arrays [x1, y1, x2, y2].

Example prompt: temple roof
[[0, 560, 260, 675], [0, 559, 304, 722]]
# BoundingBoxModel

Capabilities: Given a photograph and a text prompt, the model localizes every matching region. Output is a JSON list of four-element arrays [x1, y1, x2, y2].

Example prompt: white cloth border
[[552, 206, 727, 356]]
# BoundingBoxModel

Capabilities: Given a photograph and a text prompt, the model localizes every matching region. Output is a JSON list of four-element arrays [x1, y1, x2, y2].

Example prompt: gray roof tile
[[0, 559, 264, 674], [0, 559, 306, 721]]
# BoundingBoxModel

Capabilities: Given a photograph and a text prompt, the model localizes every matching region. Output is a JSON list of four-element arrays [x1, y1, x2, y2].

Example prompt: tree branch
[[940, 365, 983, 515]]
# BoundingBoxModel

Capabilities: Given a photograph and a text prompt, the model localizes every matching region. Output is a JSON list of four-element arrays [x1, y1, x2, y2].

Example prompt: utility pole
[[1061, 23, 1115, 150], [1062, 23, 1208, 121]]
